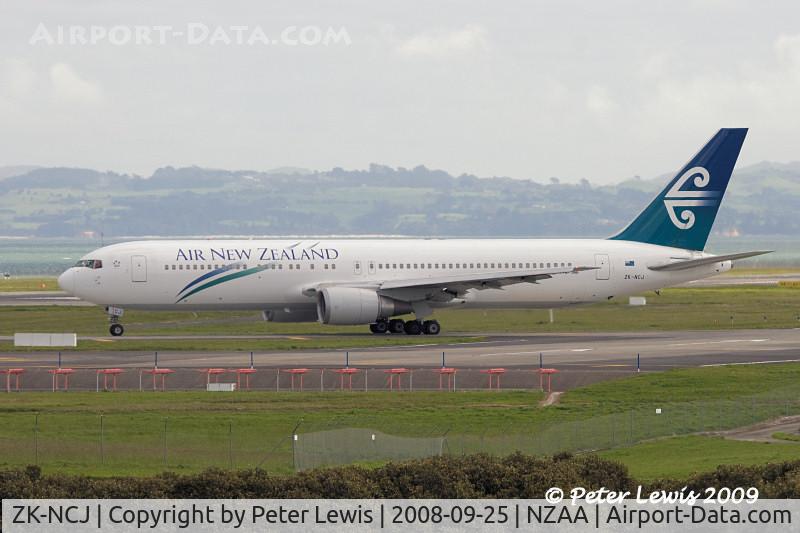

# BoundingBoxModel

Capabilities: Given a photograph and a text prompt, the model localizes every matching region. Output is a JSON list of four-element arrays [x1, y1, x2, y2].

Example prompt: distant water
[[705, 235, 800, 268], [0, 235, 797, 276]]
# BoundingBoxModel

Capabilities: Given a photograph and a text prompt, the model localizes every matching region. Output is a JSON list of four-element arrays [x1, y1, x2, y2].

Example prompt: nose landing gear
[[106, 306, 125, 337]]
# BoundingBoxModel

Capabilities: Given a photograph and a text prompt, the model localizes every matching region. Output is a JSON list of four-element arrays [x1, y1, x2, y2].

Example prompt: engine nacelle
[[316, 287, 412, 325]]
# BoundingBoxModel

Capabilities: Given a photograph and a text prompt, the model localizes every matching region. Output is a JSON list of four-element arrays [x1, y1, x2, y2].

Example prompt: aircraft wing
[[647, 250, 771, 272], [303, 265, 597, 301], [378, 265, 597, 301]]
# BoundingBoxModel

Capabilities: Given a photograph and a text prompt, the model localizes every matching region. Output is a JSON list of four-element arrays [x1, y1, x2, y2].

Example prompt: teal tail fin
[[610, 128, 747, 251]]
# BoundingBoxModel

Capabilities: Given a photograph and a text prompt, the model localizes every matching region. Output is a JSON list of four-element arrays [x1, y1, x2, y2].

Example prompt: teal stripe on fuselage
[[177, 264, 237, 297], [176, 266, 268, 302]]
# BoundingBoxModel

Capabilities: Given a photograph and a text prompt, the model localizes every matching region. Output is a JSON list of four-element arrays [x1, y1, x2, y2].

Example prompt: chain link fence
[[2, 392, 800, 474]]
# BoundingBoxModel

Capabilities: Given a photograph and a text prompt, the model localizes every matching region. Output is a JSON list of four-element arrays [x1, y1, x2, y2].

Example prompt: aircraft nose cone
[[58, 269, 75, 294]]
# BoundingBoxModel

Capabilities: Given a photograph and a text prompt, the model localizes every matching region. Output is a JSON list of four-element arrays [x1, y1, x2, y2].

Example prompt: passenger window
[[310, 264, 315, 270], [547, 263, 551, 268], [164, 265, 169, 270], [428, 264, 432, 269], [324, 264, 329, 269], [332, 264, 336, 270], [526, 263, 530, 268], [171, 265, 176, 270]]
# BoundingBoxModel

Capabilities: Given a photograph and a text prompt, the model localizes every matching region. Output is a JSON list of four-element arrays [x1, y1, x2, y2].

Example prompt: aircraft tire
[[404, 320, 422, 335], [388, 319, 405, 334], [109, 324, 124, 337], [422, 320, 441, 335], [370, 321, 389, 334]]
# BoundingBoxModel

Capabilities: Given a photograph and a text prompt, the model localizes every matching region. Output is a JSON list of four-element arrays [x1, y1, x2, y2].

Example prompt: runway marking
[[370, 340, 499, 351], [702, 359, 800, 367], [667, 339, 769, 347], [480, 348, 593, 357], [0, 357, 26, 362], [17, 297, 81, 301]]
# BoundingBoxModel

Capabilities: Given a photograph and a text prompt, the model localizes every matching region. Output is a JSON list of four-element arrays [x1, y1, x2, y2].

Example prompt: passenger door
[[131, 255, 147, 282], [594, 253, 610, 280]]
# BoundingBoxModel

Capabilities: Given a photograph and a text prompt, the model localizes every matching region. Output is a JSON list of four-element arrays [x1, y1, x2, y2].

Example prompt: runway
[[2, 328, 798, 368], [2, 328, 798, 391], [0, 291, 90, 306]]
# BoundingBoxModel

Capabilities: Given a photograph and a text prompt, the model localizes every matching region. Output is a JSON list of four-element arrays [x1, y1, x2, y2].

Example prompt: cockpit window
[[74, 259, 103, 269]]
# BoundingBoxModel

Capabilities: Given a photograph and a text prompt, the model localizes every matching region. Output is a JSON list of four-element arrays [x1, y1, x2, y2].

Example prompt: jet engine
[[316, 287, 412, 325]]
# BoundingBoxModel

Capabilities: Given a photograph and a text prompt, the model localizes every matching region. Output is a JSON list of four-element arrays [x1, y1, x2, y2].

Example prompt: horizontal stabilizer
[[647, 250, 771, 271]]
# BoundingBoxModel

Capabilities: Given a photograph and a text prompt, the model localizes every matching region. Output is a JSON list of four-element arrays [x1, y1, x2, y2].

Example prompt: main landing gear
[[106, 306, 125, 337], [369, 318, 440, 335]]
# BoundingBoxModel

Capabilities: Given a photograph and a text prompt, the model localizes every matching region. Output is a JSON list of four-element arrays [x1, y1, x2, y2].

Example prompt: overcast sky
[[1, 1, 798, 184]]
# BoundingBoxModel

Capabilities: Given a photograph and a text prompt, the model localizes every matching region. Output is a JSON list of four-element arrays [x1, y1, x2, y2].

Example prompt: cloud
[[633, 33, 800, 131], [774, 34, 800, 68], [1, 59, 37, 98], [396, 25, 488, 58], [49, 63, 102, 105], [585, 85, 617, 116]]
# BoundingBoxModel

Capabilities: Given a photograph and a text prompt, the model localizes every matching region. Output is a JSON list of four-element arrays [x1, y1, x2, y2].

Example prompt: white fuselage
[[58, 238, 730, 318]]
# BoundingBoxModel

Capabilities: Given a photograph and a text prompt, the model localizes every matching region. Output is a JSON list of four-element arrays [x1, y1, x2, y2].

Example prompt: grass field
[[1, 286, 799, 352], [772, 432, 800, 442], [600, 436, 800, 480], [3, 336, 485, 352], [0, 277, 58, 291], [2, 363, 800, 477]]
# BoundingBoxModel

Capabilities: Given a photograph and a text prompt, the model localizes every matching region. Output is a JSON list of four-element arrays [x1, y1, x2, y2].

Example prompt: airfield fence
[[2, 392, 800, 474], [0, 364, 612, 392]]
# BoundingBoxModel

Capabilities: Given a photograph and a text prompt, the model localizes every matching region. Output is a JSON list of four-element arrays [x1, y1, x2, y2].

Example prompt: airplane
[[58, 128, 769, 337]]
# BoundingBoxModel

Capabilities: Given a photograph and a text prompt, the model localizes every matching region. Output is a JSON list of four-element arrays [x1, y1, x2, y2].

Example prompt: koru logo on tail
[[663, 166, 719, 230]]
